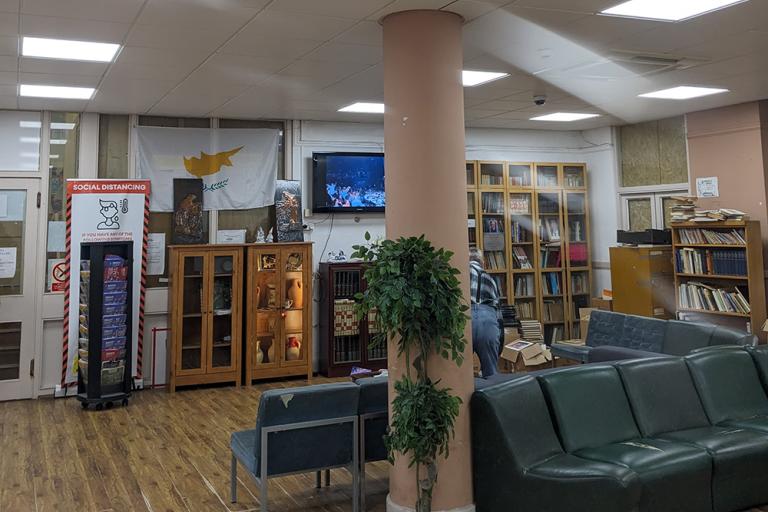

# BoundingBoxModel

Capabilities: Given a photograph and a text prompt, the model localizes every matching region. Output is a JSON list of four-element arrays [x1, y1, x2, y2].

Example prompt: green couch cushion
[[538, 365, 639, 452], [617, 357, 709, 436], [749, 345, 768, 391], [662, 320, 714, 356], [686, 349, 768, 424], [658, 425, 768, 512], [723, 416, 768, 433], [575, 438, 712, 512]]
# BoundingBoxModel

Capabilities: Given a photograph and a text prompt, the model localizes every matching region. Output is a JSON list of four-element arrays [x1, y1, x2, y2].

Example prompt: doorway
[[0, 179, 41, 400]]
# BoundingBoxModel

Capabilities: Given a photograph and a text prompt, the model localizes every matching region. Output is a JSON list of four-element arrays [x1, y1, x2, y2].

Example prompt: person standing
[[469, 248, 501, 377]]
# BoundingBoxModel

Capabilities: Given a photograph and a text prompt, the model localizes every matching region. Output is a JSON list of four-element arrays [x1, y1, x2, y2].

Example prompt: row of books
[[542, 300, 564, 322], [510, 221, 531, 243], [568, 243, 589, 267], [480, 173, 503, 185], [467, 194, 475, 216], [569, 219, 585, 242], [546, 325, 564, 343], [481, 193, 504, 214], [564, 173, 584, 188], [542, 272, 562, 295], [571, 272, 589, 294], [485, 250, 506, 270], [509, 174, 531, 187], [677, 228, 746, 245], [538, 195, 560, 213], [539, 218, 561, 242], [509, 195, 531, 214], [670, 195, 748, 223], [675, 248, 747, 276], [679, 282, 751, 314], [537, 173, 559, 188], [468, 226, 477, 245], [515, 301, 535, 320], [512, 247, 533, 269], [540, 244, 562, 268], [514, 274, 534, 296]]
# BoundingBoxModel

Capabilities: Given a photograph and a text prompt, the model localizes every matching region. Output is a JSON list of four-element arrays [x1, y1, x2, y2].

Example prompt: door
[[207, 250, 240, 373], [0, 179, 40, 401], [175, 251, 208, 376], [251, 248, 281, 371], [280, 247, 308, 367]]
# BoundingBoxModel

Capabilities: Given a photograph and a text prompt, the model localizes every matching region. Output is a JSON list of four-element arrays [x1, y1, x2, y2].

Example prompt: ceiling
[[0, 0, 766, 129]]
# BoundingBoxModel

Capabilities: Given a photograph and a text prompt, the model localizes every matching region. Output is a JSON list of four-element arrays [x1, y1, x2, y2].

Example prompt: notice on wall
[[0, 247, 17, 279], [216, 229, 246, 244], [696, 177, 719, 198], [147, 233, 165, 276], [0, 193, 7, 218], [47, 258, 66, 292], [47, 221, 66, 252]]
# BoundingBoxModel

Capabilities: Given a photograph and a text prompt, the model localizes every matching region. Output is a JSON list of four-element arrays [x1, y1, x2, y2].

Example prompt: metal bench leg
[[260, 478, 268, 512], [353, 417, 360, 512], [316, 471, 322, 489], [230, 454, 237, 503], [325, 469, 330, 487]]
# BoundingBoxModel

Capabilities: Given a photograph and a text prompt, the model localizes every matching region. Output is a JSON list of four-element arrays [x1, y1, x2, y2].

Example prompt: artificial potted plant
[[353, 233, 468, 512]]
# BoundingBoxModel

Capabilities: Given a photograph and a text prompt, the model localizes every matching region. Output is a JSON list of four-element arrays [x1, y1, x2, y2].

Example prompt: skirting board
[[387, 494, 475, 512]]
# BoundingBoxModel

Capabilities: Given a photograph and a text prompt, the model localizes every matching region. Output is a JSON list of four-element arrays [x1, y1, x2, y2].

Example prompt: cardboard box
[[591, 297, 613, 311], [499, 340, 553, 372], [579, 307, 596, 340]]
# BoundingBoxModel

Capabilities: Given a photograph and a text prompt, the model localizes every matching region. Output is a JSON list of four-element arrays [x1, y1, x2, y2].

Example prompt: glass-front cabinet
[[168, 246, 242, 391], [246, 243, 313, 383], [536, 190, 566, 343], [565, 187, 591, 339]]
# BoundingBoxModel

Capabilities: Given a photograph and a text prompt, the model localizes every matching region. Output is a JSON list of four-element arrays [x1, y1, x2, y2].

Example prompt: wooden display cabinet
[[245, 242, 313, 383], [168, 245, 243, 392]]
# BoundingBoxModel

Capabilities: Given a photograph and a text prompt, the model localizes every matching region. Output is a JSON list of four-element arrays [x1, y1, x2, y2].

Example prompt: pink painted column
[[382, 10, 474, 512]]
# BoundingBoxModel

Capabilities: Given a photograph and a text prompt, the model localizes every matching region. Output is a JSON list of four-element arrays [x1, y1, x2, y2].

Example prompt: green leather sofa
[[471, 347, 768, 512]]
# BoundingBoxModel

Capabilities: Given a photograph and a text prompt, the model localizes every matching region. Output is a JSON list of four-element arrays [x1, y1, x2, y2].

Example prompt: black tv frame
[[312, 151, 385, 214]]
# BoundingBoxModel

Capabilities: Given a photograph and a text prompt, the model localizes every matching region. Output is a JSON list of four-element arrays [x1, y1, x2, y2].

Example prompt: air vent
[[610, 50, 709, 72]]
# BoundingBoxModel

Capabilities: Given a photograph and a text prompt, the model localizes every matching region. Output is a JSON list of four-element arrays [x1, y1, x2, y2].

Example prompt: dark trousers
[[472, 303, 501, 378]]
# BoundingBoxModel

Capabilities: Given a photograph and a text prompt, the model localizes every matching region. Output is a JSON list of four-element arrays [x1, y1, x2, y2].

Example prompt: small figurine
[[256, 226, 266, 243]]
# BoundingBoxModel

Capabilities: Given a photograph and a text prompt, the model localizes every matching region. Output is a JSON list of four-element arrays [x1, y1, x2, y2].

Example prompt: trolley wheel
[[122, 399, 129, 407], [80, 401, 88, 410], [95, 403, 104, 411]]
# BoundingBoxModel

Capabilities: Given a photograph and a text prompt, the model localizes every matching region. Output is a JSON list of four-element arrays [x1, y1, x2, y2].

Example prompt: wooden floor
[[2, 377, 768, 512], [0, 377, 388, 512]]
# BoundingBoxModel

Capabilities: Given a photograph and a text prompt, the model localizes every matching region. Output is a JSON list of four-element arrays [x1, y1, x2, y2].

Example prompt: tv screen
[[312, 152, 385, 213]]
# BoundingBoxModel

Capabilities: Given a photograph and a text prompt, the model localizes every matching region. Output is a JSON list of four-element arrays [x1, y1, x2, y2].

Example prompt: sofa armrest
[[587, 345, 671, 363], [550, 343, 591, 363]]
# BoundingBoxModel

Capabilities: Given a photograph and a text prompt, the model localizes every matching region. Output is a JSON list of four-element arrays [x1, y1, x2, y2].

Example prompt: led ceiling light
[[530, 113, 601, 122], [639, 86, 729, 99], [601, 0, 748, 22], [22, 36, 120, 62], [338, 102, 385, 113], [20, 84, 95, 100], [462, 70, 509, 87]]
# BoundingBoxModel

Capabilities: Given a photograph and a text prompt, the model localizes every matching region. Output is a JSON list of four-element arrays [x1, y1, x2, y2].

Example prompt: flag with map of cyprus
[[137, 126, 279, 212]]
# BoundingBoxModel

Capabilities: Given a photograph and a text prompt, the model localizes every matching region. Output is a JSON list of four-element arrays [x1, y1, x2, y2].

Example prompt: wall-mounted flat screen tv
[[312, 152, 385, 213]]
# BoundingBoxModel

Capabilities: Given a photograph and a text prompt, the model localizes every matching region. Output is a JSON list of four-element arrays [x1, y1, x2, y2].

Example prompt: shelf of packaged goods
[[677, 308, 750, 318]]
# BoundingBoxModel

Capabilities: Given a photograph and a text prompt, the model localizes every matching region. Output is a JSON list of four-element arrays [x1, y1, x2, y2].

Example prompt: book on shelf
[[483, 232, 505, 251], [538, 195, 560, 213], [670, 196, 697, 222], [511, 247, 532, 269], [568, 243, 589, 267], [467, 195, 475, 215], [542, 300, 564, 322], [540, 244, 562, 268], [509, 195, 531, 214], [675, 248, 747, 276], [538, 173, 558, 188], [515, 301, 535, 320], [565, 173, 583, 188], [539, 218, 561, 242], [482, 217, 504, 233], [468, 227, 476, 245], [485, 250, 506, 270], [509, 175, 529, 187], [514, 274, 534, 296], [542, 272, 562, 295], [481, 193, 504, 213], [510, 221, 530, 243], [571, 272, 589, 294], [569, 219, 584, 242], [548, 325, 563, 343], [677, 228, 746, 245], [678, 282, 751, 314], [480, 174, 503, 185]]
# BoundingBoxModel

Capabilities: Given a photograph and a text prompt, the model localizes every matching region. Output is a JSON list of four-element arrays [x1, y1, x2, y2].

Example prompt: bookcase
[[671, 220, 766, 341], [466, 161, 591, 342], [318, 262, 387, 377]]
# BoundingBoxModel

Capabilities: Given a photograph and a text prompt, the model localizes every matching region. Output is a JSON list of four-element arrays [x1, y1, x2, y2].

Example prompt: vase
[[267, 343, 275, 363], [286, 336, 301, 361], [255, 285, 262, 309], [287, 279, 303, 309], [255, 341, 264, 364]]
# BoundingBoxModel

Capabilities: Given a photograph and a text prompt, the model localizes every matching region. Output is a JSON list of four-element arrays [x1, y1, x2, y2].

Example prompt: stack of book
[[519, 320, 544, 342], [670, 196, 697, 223], [678, 282, 751, 314], [691, 208, 747, 222], [678, 228, 746, 245]]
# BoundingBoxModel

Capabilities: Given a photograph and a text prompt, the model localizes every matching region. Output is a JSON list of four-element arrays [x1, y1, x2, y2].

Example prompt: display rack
[[245, 242, 313, 383], [77, 242, 133, 410], [466, 161, 591, 341], [318, 262, 387, 377], [167, 245, 243, 392], [671, 220, 766, 341]]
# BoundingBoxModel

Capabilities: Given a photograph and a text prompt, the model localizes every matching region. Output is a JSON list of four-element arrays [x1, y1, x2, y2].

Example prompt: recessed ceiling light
[[639, 86, 729, 99], [530, 112, 601, 122], [338, 102, 385, 114], [20, 84, 95, 100], [462, 70, 509, 87], [22, 36, 120, 62], [601, 0, 748, 22]]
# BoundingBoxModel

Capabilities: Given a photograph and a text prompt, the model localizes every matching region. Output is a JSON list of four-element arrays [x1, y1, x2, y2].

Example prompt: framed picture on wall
[[172, 178, 204, 244], [275, 180, 303, 242]]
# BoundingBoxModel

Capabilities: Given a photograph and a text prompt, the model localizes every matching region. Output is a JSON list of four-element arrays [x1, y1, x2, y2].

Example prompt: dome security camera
[[533, 95, 547, 106]]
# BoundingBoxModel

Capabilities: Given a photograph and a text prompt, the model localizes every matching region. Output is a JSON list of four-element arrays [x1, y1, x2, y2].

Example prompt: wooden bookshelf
[[671, 220, 766, 342], [466, 161, 590, 340]]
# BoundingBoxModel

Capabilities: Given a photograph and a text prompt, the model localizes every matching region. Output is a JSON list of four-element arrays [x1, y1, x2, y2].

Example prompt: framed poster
[[172, 179, 205, 244], [275, 180, 304, 242]]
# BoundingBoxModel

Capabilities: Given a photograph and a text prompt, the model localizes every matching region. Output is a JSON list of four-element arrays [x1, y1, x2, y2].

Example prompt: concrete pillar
[[382, 10, 475, 512]]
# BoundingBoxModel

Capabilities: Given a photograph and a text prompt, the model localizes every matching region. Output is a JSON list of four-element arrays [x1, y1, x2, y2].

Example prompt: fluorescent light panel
[[22, 36, 119, 62], [639, 86, 729, 99], [463, 70, 509, 87], [601, 0, 747, 21], [338, 102, 385, 113], [20, 84, 95, 100], [530, 112, 600, 122]]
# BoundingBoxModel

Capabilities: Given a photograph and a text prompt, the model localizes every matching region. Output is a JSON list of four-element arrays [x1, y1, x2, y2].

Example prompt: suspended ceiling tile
[[89, 77, 177, 113], [368, 0, 456, 21], [221, 35, 322, 61], [303, 41, 382, 65], [333, 21, 382, 46], [0, 70, 16, 84], [21, 0, 144, 23], [20, 56, 108, 76], [20, 14, 131, 42], [442, 1, 500, 22], [268, 0, 393, 20], [136, 0, 265, 32], [0, 55, 15, 71], [509, 0, 617, 13], [227, 8, 355, 41], [18, 96, 93, 111], [191, 53, 288, 85], [0, 35, 15, 55], [126, 23, 233, 53]]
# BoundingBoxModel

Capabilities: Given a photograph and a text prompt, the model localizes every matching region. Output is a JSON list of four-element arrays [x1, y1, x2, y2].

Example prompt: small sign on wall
[[696, 176, 719, 198]]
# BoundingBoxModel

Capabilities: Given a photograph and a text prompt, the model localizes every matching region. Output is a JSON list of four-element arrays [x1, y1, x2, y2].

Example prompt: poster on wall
[[172, 178, 204, 244], [696, 177, 719, 198], [60, 180, 151, 391], [275, 180, 304, 242], [137, 126, 278, 212]]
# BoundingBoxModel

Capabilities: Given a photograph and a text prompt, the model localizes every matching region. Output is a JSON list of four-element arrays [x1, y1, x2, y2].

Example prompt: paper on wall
[[47, 221, 66, 252], [216, 229, 246, 244], [47, 258, 66, 292], [147, 233, 165, 276], [696, 177, 719, 198], [0, 247, 17, 279]]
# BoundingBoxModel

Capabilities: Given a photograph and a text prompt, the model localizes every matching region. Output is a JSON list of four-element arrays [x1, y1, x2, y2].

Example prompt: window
[[0, 111, 42, 171], [98, 114, 129, 179], [622, 192, 686, 231], [620, 116, 688, 187], [45, 112, 80, 292]]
